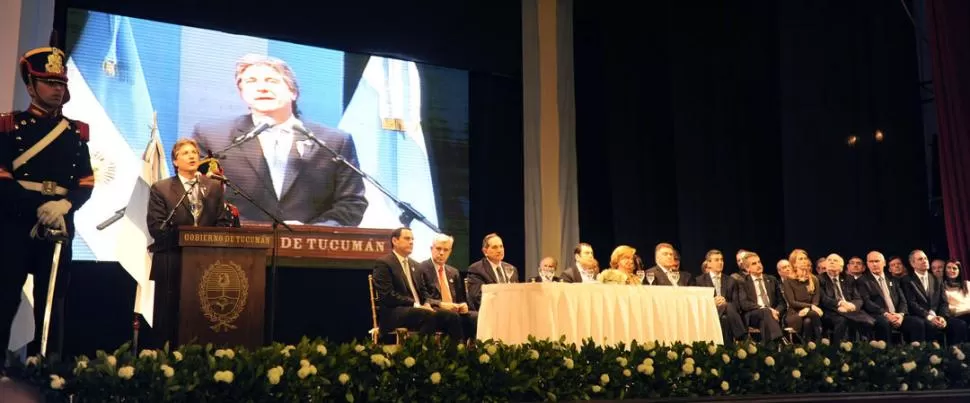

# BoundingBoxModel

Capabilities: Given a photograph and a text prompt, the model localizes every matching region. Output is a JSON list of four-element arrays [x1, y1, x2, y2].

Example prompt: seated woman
[[782, 249, 824, 342], [944, 260, 970, 324], [597, 245, 643, 285]]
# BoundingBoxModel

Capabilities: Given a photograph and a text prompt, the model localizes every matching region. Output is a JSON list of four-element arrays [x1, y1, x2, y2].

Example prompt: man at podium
[[146, 138, 232, 348]]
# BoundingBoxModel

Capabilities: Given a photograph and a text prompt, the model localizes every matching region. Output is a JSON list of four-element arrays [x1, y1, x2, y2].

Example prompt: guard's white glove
[[37, 199, 72, 226], [30, 216, 67, 240]]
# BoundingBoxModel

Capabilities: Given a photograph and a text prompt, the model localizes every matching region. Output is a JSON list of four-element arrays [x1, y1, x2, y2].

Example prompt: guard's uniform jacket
[[0, 46, 94, 356]]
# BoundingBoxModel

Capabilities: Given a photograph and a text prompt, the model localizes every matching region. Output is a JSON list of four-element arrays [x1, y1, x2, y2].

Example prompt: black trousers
[[0, 227, 72, 360]]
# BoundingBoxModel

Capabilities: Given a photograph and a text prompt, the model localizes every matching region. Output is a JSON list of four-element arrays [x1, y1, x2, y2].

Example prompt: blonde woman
[[783, 249, 823, 341], [597, 245, 641, 285]]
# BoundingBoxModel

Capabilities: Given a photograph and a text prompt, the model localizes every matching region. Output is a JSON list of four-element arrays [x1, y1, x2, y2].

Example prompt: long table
[[477, 283, 724, 346]]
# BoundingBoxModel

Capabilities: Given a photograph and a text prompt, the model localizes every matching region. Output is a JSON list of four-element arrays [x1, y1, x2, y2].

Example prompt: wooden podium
[[177, 225, 393, 348]]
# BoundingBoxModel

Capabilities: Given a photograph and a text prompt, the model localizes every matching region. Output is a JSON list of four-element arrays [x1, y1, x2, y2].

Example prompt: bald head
[[825, 253, 844, 276]]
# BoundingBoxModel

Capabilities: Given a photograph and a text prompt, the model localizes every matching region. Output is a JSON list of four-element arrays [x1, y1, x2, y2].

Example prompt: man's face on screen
[[238, 64, 295, 116]]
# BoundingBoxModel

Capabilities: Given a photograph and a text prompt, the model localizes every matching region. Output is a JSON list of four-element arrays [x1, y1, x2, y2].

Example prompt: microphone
[[290, 122, 318, 141], [233, 120, 274, 143]]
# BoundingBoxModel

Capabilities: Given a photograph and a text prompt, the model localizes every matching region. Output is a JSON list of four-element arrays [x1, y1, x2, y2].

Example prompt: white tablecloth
[[477, 283, 724, 345]]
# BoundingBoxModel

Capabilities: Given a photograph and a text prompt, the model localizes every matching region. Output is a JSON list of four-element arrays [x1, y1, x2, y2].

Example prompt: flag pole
[[132, 111, 160, 353]]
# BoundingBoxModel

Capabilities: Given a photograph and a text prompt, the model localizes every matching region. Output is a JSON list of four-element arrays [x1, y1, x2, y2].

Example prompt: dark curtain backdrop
[[53, 0, 523, 356], [926, 0, 970, 266], [575, 0, 928, 274]]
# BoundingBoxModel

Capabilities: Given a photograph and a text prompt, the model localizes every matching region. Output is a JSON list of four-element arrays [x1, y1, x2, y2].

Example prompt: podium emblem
[[198, 260, 249, 332]]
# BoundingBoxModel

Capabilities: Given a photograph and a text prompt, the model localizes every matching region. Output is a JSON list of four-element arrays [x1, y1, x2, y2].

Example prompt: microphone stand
[[211, 174, 292, 344], [297, 130, 441, 232], [159, 181, 198, 232], [209, 134, 260, 160]]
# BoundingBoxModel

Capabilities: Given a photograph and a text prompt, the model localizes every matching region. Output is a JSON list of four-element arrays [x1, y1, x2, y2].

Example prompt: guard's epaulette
[[0, 112, 16, 132], [74, 120, 90, 142]]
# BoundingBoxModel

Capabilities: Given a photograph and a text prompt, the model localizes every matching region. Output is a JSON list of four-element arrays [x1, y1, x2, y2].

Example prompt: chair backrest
[[367, 274, 379, 344]]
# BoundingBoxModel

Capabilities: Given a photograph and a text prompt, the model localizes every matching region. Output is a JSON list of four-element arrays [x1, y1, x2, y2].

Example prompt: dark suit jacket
[[146, 175, 232, 280], [466, 258, 519, 311], [192, 115, 368, 226], [415, 260, 467, 307], [372, 253, 425, 331], [560, 264, 582, 283], [693, 272, 743, 304], [818, 273, 865, 313], [739, 274, 788, 313], [644, 266, 692, 286], [856, 273, 909, 316], [900, 271, 951, 318], [147, 175, 231, 253]]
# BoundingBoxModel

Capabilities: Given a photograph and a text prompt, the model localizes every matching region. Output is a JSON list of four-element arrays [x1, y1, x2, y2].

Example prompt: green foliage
[[2, 337, 969, 402]]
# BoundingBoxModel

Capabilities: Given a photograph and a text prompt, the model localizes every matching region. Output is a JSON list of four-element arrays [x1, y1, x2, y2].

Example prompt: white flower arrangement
[[597, 269, 630, 285]]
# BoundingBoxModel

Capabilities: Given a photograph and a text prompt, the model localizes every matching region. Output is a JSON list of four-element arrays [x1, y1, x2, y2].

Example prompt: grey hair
[[432, 233, 455, 246]]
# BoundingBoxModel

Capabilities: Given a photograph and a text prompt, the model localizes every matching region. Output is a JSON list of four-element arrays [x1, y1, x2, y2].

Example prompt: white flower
[[930, 368, 939, 377], [747, 344, 758, 355], [529, 349, 540, 360], [868, 360, 875, 366], [430, 372, 441, 384], [563, 358, 574, 369], [404, 356, 416, 368], [823, 358, 831, 367], [173, 351, 183, 362], [684, 347, 693, 356], [791, 369, 801, 379], [117, 366, 135, 380], [300, 359, 311, 368], [764, 356, 775, 366], [644, 340, 657, 351], [370, 354, 391, 368], [486, 344, 498, 355], [76, 360, 88, 371], [869, 340, 887, 350], [642, 357, 654, 366], [794, 348, 807, 357], [841, 363, 850, 373], [821, 338, 831, 345], [667, 351, 678, 360], [106, 355, 117, 367], [281, 345, 297, 357], [722, 354, 731, 364], [26, 356, 39, 366], [354, 345, 365, 353], [49, 374, 65, 390], [930, 355, 942, 365], [708, 344, 718, 355], [316, 344, 328, 355], [681, 363, 695, 374], [623, 369, 632, 377], [933, 341, 941, 349], [694, 367, 702, 376], [736, 349, 748, 360], [808, 341, 817, 350], [297, 365, 317, 379], [825, 376, 834, 384], [900, 383, 909, 391], [160, 364, 175, 378], [214, 349, 235, 359], [338, 373, 350, 385], [720, 381, 729, 391], [600, 374, 610, 385], [911, 341, 921, 347], [591, 385, 602, 393], [753, 372, 760, 381], [841, 342, 853, 352], [711, 368, 719, 376], [479, 354, 490, 364], [382, 345, 399, 356], [902, 361, 917, 373], [139, 349, 158, 360], [684, 357, 695, 366], [267, 366, 283, 385], [615, 356, 627, 367], [956, 351, 967, 361], [644, 365, 655, 375], [214, 370, 234, 383]]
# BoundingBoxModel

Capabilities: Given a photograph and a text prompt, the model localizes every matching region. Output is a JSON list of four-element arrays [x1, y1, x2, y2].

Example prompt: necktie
[[438, 265, 453, 303], [270, 132, 289, 199], [757, 278, 769, 308], [878, 276, 895, 313], [713, 275, 722, 297], [670, 272, 680, 286], [497, 265, 507, 283], [401, 259, 420, 305], [833, 277, 845, 301], [921, 274, 929, 294]]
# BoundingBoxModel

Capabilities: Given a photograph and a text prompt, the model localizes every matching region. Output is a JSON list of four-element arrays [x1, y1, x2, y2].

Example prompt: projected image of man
[[193, 54, 368, 226]]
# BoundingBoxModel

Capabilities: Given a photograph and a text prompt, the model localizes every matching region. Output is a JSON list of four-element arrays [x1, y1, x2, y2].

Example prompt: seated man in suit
[[192, 54, 367, 227], [372, 228, 461, 340], [561, 243, 598, 283], [693, 249, 747, 344], [818, 254, 875, 341], [644, 243, 692, 286], [738, 252, 787, 343], [467, 233, 519, 311], [860, 251, 926, 343], [901, 249, 968, 344], [528, 257, 564, 282], [416, 233, 475, 340]]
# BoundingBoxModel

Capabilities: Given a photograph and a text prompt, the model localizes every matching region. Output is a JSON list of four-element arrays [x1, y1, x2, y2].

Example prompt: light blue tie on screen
[[270, 129, 290, 199]]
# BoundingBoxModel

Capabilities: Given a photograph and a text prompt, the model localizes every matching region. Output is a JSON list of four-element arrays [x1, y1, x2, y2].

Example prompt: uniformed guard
[[199, 157, 241, 227], [0, 45, 94, 360]]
